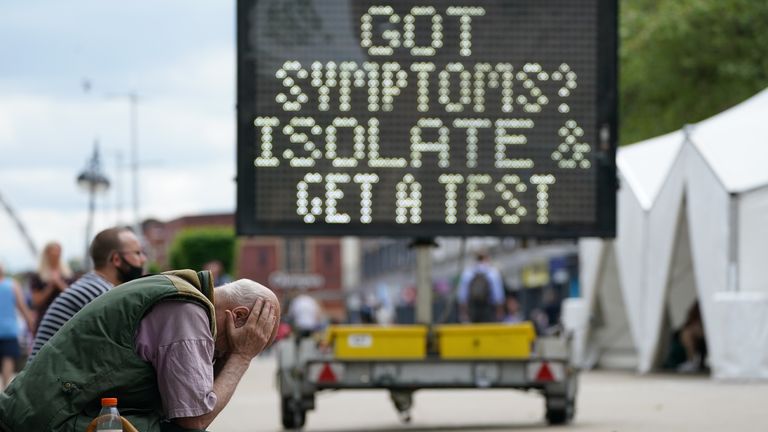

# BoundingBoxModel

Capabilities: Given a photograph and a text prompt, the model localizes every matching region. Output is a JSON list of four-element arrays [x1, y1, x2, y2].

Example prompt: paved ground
[[211, 356, 768, 432]]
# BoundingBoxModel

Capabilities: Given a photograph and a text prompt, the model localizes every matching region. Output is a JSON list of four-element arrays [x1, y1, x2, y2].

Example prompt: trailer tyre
[[281, 397, 306, 430], [546, 398, 576, 425], [545, 374, 577, 425]]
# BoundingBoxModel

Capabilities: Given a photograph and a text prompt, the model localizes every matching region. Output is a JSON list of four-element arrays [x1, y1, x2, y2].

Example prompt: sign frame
[[236, 0, 617, 238]]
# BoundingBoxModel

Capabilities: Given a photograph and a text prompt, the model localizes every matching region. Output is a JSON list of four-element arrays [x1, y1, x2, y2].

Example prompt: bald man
[[0, 270, 280, 432]]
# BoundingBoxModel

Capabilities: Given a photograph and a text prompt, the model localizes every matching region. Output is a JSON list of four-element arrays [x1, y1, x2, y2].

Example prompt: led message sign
[[237, 0, 617, 237]]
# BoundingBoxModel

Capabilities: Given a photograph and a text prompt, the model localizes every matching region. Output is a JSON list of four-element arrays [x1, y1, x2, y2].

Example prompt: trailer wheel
[[545, 374, 577, 425], [545, 399, 574, 425], [281, 396, 306, 430]]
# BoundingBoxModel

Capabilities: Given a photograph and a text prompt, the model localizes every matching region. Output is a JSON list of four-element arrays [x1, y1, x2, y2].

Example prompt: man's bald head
[[214, 279, 281, 350], [217, 278, 277, 307]]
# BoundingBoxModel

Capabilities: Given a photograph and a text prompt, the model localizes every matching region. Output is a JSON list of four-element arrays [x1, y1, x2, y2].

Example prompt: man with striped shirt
[[29, 226, 146, 360]]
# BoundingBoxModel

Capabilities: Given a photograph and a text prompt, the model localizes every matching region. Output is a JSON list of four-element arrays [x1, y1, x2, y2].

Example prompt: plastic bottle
[[95, 398, 123, 432]]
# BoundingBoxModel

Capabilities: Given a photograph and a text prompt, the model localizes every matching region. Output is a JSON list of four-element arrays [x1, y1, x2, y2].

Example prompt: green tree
[[620, 0, 768, 145], [168, 227, 237, 274]]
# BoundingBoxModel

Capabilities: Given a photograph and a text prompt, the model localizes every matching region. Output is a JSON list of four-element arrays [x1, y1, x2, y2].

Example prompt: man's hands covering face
[[225, 298, 278, 359]]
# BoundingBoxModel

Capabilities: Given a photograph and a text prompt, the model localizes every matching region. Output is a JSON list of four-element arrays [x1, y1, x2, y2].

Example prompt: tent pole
[[728, 193, 739, 292]]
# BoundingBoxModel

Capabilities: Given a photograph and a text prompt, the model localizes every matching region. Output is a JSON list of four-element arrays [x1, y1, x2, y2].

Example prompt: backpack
[[468, 272, 491, 305]]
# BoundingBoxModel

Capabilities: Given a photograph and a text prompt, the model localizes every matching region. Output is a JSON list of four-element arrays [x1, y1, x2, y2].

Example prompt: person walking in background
[[457, 250, 505, 323], [29, 227, 146, 360], [28, 241, 73, 331], [0, 263, 34, 391], [286, 291, 323, 337], [541, 287, 562, 329]]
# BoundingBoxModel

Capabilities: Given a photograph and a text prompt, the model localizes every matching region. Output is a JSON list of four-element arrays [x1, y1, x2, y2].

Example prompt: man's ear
[[232, 306, 250, 327], [109, 251, 121, 268]]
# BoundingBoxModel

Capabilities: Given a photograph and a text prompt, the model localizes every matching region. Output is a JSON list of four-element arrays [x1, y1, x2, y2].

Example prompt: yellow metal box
[[326, 325, 427, 360], [436, 322, 536, 359]]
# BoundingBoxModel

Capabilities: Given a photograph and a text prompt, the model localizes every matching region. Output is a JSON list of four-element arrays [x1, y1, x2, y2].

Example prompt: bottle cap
[[101, 397, 118, 407]]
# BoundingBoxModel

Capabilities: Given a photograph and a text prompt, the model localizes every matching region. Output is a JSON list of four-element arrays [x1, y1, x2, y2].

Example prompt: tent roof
[[690, 88, 768, 193], [618, 130, 683, 209]]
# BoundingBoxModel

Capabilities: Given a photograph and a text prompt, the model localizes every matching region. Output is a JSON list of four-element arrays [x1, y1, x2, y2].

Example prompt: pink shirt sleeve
[[135, 300, 218, 419]]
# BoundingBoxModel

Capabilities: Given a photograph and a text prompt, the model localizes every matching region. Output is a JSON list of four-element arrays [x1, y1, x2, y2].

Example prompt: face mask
[[117, 255, 144, 283]]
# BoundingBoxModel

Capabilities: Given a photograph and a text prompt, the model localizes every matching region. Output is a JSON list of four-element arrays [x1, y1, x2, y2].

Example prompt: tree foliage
[[620, 0, 768, 145], [168, 227, 236, 274]]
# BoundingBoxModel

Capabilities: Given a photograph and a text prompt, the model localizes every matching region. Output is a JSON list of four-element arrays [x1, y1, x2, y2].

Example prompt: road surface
[[211, 356, 768, 432]]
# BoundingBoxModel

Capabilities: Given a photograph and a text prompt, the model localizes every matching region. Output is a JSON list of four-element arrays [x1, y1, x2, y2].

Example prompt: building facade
[[142, 213, 346, 319]]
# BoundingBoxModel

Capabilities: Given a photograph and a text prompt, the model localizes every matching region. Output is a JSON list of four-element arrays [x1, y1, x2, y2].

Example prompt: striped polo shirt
[[29, 271, 113, 360]]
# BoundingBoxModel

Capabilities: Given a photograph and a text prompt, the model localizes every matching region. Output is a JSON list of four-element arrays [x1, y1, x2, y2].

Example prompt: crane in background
[[0, 189, 38, 261]]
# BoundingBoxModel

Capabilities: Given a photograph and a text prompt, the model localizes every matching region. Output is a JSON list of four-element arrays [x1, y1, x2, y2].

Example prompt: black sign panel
[[237, 0, 617, 237]]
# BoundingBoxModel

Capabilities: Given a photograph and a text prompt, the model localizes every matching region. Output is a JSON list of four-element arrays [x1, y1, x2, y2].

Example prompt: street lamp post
[[84, 82, 142, 242], [106, 91, 141, 242], [77, 142, 110, 271]]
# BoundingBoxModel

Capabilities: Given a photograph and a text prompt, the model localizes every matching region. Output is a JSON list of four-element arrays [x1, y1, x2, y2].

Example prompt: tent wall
[[638, 149, 686, 372], [613, 146, 686, 373], [615, 175, 647, 350], [578, 240, 637, 370], [685, 144, 731, 378], [578, 238, 605, 314], [738, 187, 768, 295], [571, 238, 607, 368], [591, 244, 636, 369], [665, 212, 698, 331], [710, 185, 768, 379], [579, 138, 686, 374], [657, 207, 698, 369], [711, 292, 768, 379]]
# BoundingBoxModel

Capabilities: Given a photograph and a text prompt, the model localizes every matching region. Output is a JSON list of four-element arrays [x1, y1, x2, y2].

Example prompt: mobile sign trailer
[[277, 324, 577, 429], [237, 0, 616, 429]]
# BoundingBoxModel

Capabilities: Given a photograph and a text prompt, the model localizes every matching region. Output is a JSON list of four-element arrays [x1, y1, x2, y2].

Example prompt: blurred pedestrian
[[0, 263, 33, 391], [457, 250, 505, 323], [375, 283, 395, 325], [28, 241, 73, 331], [678, 301, 706, 371], [29, 227, 146, 360], [203, 259, 232, 286], [0, 271, 279, 431], [502, 292, 524, 324], [665, 300, 707, 373], [286, 291, 323, 337], [530, 307, 550, 335], [541, 287, 562, 328]]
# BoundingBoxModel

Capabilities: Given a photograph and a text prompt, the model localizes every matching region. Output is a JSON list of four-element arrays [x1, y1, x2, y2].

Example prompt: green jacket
[[0, 270, 216, 432]]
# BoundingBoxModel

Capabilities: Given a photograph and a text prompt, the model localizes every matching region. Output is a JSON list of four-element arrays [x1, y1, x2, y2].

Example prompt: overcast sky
[[1, 1, 237, 271]]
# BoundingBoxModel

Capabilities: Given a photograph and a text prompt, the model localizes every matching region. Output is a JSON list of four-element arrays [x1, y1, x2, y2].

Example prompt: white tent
[[578, 88, 768, 379], [573, 238, 637, 370]]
